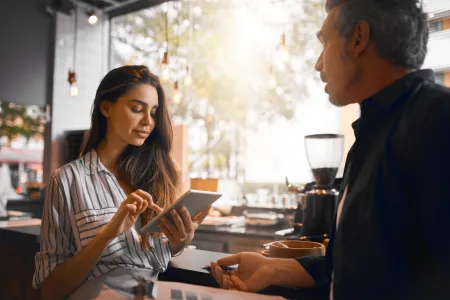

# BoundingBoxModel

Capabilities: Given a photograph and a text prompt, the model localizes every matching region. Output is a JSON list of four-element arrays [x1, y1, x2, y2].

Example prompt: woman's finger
[[192, 206, 211, 224], [134, 190, 161, 211], [134, 189, 151, 200], [135, 198, 148, 216], [124, 203, 137, 215], [170, 210, 186, 239], [134, 190, 164, 214], [148, 199, 164, 215], [149, 202, 164, 214], [128, 193, 144, 210], [159, 217, 179, 240], [179, 206, 193, 232], [158, 222, 175, 244], [134, 190, 151, 206]]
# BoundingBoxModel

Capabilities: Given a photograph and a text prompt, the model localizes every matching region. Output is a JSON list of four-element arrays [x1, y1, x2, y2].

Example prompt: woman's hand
[[100, 189, 155, 240], [158, 206, 211, 255]]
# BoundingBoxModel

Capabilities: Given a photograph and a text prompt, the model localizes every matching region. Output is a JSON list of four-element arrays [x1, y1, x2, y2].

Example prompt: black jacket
[[297, 70, 450, 300]]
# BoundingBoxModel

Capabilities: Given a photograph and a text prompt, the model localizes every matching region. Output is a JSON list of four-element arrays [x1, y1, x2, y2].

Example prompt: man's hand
[[210, 252, 276, 292], [210, 252, 316, 292]]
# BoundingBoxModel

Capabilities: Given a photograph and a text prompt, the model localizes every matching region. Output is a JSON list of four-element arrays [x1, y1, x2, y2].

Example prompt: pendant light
[[68, 2, 79, 97], [161, 11, 170, 81], [184, 66, 192, 86], [268, 66, 277, 90], [173, 81, 181, 104]]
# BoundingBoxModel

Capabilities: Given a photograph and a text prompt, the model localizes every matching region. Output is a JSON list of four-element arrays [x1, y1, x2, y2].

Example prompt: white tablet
[[139, 189, 222, 233]]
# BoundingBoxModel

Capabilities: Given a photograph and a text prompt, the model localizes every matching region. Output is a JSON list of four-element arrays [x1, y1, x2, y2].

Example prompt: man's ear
[[352, 20, 370, 57], [100, 101, 112, 118]]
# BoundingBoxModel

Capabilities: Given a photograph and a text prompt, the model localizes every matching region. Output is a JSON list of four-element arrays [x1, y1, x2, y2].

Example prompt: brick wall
[[440, 17, 450, 89], [444, 72, 450, 87], [443, 17, 450, 30], [44, 7, 109, 180]]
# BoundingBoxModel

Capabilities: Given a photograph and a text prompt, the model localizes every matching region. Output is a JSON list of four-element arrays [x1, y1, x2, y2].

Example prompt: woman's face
[[101, 84, 159, 147]]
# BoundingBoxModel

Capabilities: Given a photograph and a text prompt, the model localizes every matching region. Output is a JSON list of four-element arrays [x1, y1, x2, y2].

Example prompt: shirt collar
[[83, 148, 108, 175], [351, 69, 435, 135]]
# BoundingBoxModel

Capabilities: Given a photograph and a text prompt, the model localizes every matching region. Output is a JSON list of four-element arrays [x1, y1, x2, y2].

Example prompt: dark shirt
[[297, 70, 450, 300]]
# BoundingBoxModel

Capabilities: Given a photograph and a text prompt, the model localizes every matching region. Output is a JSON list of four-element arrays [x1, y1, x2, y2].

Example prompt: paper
[[90, 280, 285, 300], [153, 281, 285, 300]]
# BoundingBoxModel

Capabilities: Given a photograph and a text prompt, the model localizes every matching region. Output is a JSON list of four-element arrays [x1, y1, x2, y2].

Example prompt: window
[[0, 101, 45, 201], [429, 20, 443, 33], [110, 1, 348, 190], [434, 72, 445, 85]]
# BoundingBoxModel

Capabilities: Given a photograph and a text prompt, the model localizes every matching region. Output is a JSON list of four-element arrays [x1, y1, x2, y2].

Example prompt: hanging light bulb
[[184, 73, 192, 86], [69, 6, 79, 97], [45, 104, 51, 123], [161, 11, 171, 82], [278, 32, 289, 62], [70, 83, 79, 97], [184, 66, 192, 86], [268, 66, 277, 90], [173, 81, 181, 104], [161, 51, 170, 81], [68, 70, 78, 97], [161, 65, 170, 81], [87, 12, 98, 25]]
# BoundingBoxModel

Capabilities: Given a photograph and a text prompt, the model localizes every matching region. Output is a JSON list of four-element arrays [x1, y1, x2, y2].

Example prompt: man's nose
[[315, 51, 323, 72]]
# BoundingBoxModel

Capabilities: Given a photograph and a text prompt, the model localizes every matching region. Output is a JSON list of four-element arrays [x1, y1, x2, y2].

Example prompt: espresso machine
[[285, 134, 344, 242]]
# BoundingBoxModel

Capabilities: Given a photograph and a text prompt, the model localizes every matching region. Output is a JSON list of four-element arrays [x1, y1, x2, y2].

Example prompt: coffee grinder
[[298, 134, 344, 242]]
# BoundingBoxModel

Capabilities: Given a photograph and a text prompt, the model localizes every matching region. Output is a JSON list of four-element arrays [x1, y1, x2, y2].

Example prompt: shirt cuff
[[295, 255, 329, 288]]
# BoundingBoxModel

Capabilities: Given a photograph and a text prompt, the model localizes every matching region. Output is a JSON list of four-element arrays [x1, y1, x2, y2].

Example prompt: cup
[[268, 240, 325, 258]]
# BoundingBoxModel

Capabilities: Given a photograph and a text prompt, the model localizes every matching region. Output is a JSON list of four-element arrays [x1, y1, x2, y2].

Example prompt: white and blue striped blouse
[[33, 149, 171, 288]]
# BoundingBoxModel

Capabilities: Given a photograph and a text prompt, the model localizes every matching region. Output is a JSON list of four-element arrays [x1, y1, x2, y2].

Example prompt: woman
[[33, 65, 206, 299]]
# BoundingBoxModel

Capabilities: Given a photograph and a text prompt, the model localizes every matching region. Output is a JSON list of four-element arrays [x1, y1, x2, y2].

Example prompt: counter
[[0, 219, 327, 300], [0, 220, 42, 300], [197, 223, 290, 238], [193, 222, 292, 253], [161, 248, 328, 300]]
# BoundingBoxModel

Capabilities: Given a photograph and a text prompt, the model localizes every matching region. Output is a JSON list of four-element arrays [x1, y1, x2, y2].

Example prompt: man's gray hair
[[326, 0, 428, 69]]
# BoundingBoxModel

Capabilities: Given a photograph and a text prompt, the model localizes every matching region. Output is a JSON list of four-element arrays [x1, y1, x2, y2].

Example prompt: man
[[210, 0, 450, 299]]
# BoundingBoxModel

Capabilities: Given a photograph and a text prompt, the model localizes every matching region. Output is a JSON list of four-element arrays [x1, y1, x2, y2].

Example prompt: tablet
[[140, 189, 222, 233]]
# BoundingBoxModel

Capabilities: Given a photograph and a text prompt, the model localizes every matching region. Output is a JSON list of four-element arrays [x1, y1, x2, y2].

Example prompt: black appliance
[[285, 134, 344, 242]]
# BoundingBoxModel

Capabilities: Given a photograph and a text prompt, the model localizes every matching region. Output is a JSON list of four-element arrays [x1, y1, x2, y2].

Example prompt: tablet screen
[[140, 190, 222, 233]]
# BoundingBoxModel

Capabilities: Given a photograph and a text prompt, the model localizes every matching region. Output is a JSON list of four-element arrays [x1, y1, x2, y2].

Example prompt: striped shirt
[[33, 149, 171, 288]]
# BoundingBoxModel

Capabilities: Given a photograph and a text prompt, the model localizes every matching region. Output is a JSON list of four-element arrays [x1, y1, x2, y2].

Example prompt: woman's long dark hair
[[81, 65, 179, 249]]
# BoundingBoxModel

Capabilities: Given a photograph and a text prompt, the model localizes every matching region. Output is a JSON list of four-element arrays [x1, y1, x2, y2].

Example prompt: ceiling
[[60, 0, 170, 17], [79, 0, 142, 11]]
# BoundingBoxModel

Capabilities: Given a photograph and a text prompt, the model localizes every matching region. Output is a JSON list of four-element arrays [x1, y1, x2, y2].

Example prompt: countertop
[[0, 218, 41, 236], [196, 222, 292, 239], [0, 219, 327, 300], [0, 218, 291, 239]]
